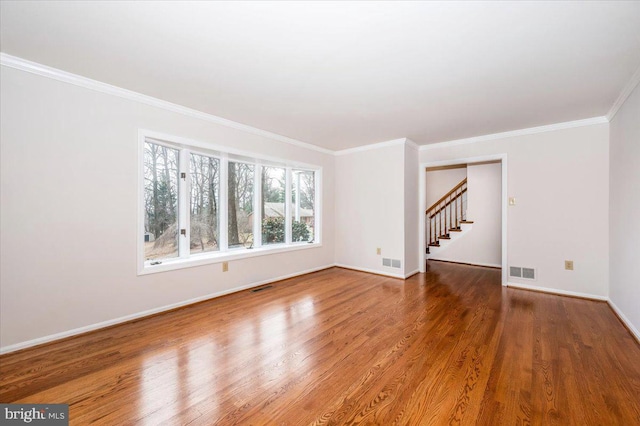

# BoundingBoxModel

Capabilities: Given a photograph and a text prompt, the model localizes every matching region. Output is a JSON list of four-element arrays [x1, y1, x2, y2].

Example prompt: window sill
[[138, 242, 322, 275]]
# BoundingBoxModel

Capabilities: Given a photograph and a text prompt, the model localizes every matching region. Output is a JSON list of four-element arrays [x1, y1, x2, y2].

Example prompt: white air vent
[[391, 259, 401, 268], [383, 258, 391, 267], [522, 268, 536, 280], [509, 266, 522, 278], [510, 266, 536, 280]]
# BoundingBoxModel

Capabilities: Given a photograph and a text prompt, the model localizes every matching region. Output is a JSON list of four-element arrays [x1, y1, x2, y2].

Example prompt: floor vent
[[251, 285, 273, 293]]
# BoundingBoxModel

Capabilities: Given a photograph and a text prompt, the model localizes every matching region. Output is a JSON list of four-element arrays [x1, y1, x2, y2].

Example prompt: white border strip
[[607, 299, 640, 343], [0, 53, 333, 156], [334, 138, 409, 156], [404, 269, 421, 279], [0, 264, 335, 354], [334, 263, 406, 279], [3, 53, 631, 155], [607, 64, 640, 121], [419, 117, 608, 151], [507, 281, 608, 301]]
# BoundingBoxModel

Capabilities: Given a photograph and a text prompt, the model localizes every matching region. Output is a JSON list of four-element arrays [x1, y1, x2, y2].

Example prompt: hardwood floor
[[1, 263, 639, 425]]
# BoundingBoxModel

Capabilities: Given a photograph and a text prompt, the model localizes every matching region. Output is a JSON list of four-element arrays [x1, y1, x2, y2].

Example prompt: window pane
[[144, 142, 180, 261], [261, 167, 286, 245], [228, 161, 254, 248], [190, 153, 220, 254], [291, 170, 315, 242]]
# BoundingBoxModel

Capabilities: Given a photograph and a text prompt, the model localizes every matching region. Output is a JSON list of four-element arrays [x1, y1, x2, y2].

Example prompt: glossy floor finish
[[1, 263, 639, 425]]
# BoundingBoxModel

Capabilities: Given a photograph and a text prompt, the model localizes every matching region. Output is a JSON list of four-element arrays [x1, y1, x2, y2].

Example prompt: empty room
[[1, 1, 639, 424]]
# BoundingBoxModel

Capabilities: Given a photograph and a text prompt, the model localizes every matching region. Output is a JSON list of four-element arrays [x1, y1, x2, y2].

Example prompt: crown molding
[[0, 53, 334, 156], [405, 138, 419, 151], [2, 53, 626, 156], [419, 116, 608, 151], [607, 64, 640, 121], [334, 137, 410, 156]]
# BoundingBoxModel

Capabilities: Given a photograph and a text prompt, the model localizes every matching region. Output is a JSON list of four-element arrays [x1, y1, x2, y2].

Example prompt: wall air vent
[[510, 266, 536, 280], [522, 268, 536, 280], [383, 258, 401, 268], [509, 266, 522, 278]]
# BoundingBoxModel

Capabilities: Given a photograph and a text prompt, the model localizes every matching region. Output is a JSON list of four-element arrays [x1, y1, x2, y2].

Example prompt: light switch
[[509, 197, 516, 206]]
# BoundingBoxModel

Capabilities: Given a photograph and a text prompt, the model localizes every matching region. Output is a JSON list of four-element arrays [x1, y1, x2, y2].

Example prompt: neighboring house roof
[[264, 202, 313, 218]]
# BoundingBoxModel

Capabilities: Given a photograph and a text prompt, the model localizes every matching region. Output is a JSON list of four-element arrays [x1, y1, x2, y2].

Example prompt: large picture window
[[140, 134, 321, 273]]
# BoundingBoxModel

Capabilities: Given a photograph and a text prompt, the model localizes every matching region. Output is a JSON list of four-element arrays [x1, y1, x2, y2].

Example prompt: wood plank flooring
[[1, 262, 639, 425]]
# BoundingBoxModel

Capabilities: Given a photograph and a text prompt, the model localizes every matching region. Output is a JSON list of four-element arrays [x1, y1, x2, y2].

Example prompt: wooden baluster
[[427, 216, 433, 244], [448, 197, 451, 235], [455, 194, 458, 228], [432, 216, 435, 244], [447, 197, 450, 235], [444, 198, 448, 236]]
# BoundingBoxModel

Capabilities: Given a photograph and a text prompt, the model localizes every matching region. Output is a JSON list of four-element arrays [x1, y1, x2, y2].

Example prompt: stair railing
[[426, 178, 467, 249]]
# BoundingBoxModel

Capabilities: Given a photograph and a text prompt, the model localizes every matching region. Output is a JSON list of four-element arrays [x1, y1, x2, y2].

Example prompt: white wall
[[425, 166, 467, 209], [429, 162, 502, 267], [404, 142, 420, 275], [0, 66, 335, 350], [334, 143, 406, 277], [609, 81, 640, 338], [420, 123, 609, 298]]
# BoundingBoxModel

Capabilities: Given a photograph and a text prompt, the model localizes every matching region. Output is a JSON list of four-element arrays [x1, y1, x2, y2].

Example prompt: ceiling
[[1, 1, 640, 151]]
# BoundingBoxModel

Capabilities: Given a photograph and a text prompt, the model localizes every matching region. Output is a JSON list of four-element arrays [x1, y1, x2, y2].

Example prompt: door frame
[[418, 153, 508, 286]]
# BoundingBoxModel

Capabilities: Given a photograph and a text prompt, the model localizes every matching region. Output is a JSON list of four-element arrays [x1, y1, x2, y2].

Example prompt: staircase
[[426, 178, 473, 256]]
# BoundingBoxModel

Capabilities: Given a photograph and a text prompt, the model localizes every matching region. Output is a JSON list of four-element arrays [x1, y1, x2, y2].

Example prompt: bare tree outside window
[[144, 142, 180, 260], [190, 153, 220, 254], [228, 161, 254, 248]]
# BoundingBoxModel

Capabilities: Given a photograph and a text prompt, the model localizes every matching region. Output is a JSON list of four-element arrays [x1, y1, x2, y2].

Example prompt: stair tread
[[439, 236, 451, 240], [449, 228, 462, 232], [428, 243, 440, 247], [460, 220, 474, 224]]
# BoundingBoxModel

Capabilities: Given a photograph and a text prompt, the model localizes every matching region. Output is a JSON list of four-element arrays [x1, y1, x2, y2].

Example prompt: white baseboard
[[607, 299, 640, 343], [507, 282, 608, 301], [0, 264, 335, 355], [404, 269, 421, 279], [334, 263, 406, 279]]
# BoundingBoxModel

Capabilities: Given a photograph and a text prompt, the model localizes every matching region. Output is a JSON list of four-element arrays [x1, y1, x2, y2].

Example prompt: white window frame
[[137, 130, 322, 275]]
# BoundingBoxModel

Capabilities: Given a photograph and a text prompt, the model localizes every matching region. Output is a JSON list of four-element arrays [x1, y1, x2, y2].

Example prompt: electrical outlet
[[222, 261, 229, 272], [565, 260, 574, 271], [376, 248, 381, 255]]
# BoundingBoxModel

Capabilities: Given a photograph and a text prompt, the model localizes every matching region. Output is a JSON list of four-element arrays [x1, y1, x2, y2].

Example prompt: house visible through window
[[141, 135, 320, 273], [261, 166, 286, 245]]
